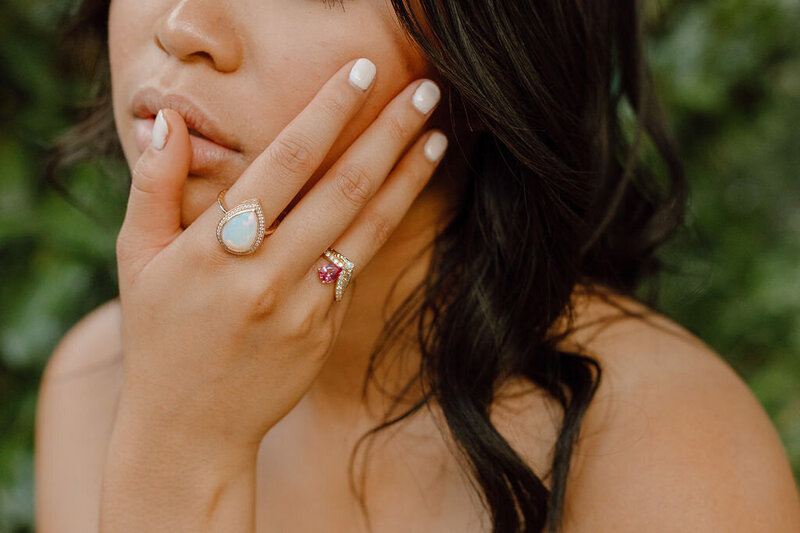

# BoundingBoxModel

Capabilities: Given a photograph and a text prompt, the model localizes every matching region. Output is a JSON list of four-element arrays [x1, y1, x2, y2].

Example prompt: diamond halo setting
[[321, 248, 355, 302]]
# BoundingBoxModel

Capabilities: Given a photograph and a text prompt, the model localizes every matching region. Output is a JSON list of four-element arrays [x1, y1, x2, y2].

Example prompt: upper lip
[[131, 87, 242, 152]]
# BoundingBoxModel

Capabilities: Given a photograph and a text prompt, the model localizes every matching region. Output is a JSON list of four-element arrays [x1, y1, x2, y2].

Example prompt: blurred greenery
[[0, 0, 798, 531]]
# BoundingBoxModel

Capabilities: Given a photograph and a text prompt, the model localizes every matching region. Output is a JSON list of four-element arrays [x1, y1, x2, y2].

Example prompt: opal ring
[[317, 248, 355, 302], [216, 188, 278, 255]]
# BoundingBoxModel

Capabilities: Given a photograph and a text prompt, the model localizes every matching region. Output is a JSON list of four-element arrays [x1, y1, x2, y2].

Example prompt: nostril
[[154, 33, 166, 54], [191, 51, 213, 62]]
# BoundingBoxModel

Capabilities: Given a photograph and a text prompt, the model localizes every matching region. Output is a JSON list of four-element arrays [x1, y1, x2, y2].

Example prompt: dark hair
[[49, 0, 687, 531]]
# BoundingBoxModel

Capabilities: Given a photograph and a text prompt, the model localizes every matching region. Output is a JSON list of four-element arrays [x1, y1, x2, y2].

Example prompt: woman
[[34, 0, 800, 532]]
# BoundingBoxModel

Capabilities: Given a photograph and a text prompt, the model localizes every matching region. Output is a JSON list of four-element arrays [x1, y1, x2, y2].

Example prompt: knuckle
[[333, 165, 373, 206], [115, 231, 134, 264], [199, 245, 234, 277], [363, 210, 394, 246], [268, 133, 317, 176], [130, 163, 160, 195], [282, 304, 331, 356], [386, 114, 412, 141], [407, 166, 430, 191], [321, 92, 351, 121], [292, 309, 317, 341], [115, 228, 130, 255], [304, 318, 336, 363], [249, 279, 283, 320], [115, 225, 146, 262]]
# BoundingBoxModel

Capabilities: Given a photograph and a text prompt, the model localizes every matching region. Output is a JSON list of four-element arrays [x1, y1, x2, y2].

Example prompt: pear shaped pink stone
[[317, 263, 342, 284]]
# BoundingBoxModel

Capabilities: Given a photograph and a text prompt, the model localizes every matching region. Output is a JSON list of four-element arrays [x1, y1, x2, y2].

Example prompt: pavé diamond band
[[216, 188, 354, 302], [317, 248, 355, 302]]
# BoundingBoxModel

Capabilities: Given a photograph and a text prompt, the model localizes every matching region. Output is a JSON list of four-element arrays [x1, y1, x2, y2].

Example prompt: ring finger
[[305, 128, 448, 303]]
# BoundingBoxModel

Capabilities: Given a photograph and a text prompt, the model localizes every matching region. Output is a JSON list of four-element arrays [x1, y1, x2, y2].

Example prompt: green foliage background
[[0, 0, 798, 530]]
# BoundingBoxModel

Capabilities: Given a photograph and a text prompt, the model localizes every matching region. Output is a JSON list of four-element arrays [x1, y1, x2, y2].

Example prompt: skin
[[105, 0, 479, 531], [110, 0, 478, 429], [33, 0, 800, 532], [109, 0, 471, 419]]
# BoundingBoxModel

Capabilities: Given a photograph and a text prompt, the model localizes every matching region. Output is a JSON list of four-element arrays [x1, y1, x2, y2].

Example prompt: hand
[[113, 58, 447, 453]]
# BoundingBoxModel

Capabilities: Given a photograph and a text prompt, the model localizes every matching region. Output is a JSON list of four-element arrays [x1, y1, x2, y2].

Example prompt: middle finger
[[178, 57, 377, 263], [267, 78, 442, 276]]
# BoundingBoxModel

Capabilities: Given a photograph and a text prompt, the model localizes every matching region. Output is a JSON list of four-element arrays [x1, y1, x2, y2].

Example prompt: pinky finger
[[309, 129, 448, 288]]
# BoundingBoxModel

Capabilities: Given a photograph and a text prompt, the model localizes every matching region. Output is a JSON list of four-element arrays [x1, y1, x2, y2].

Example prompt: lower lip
[[134, 117, 240, 174]]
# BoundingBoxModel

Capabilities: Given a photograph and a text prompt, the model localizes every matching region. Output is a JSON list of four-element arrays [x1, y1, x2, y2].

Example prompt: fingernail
[[349, 58, 377, 91], [412, 80, 440, 115], [151, 110, 169, 150], [423, 131, 448, 163]]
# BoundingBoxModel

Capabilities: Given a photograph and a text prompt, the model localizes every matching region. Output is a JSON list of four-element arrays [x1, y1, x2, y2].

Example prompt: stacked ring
[[216, 188, 356, 302], [317, 248, 355, 302]]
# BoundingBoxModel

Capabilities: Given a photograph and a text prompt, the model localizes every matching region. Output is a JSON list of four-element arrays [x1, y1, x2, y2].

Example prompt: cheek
[[237, 13, 433, 201]]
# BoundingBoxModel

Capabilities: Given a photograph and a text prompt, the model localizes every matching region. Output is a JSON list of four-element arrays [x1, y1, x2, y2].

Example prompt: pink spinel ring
[[317, 248, 355, 302]]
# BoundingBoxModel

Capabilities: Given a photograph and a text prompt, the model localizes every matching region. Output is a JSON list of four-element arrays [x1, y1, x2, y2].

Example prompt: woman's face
[[109, 0, 440, 228]]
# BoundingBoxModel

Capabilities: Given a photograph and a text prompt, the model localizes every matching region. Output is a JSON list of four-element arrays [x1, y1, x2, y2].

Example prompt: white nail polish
[[423, 131, 448, 163], [348, 58, 377, 91], [412, 80, 440, 114], [151, 110, 169, 150]]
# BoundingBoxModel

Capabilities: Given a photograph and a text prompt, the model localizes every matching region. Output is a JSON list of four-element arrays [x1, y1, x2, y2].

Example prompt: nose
[[155, 0, 243, 72]]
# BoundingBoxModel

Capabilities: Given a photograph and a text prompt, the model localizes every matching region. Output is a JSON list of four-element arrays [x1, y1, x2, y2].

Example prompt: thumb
[[117, 108, 191, 283]]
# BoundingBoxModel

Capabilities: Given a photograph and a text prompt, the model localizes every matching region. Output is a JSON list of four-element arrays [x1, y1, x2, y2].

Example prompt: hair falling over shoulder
[[49, 1, 687, 531]]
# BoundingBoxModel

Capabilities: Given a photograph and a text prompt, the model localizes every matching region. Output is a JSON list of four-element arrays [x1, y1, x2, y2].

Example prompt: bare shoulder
[[42, 296, 122, 379], [550, 287, 800, 532], [35, 297, 124, 533]]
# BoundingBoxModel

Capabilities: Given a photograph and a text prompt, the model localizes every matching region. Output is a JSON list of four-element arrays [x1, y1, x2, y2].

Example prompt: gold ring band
[[318, 247, 355, 302]]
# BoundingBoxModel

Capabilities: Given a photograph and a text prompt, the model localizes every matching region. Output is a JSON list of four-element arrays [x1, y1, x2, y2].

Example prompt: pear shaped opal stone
[[221, 210, 258, 253]]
